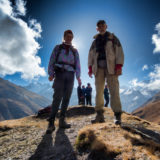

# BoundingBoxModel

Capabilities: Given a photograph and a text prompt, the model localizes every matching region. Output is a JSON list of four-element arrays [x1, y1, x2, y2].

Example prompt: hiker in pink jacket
[[47, 30, 81, 133]]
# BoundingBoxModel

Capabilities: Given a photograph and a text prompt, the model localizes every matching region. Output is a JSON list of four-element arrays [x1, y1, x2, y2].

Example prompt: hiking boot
[[46, 119, 55, 134], [59, 116, 71, 129], [91, 110, 105, 124], [114, 112, 122, 125]]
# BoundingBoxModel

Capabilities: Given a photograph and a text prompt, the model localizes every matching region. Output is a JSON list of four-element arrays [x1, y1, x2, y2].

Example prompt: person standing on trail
[[47, 30, 81, 133], [81, 85, 86, 105], [88, 20, 124, 125], [77, 83, 83, 105], [104, 84, 109, 107], [85, 83, 92, 106]]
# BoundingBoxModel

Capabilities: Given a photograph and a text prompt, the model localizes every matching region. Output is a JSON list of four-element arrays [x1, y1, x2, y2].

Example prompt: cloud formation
[[0, 0, 46, 80], [152, 22, 160, 53], [142, 64, 148, 71], [130, 64, 160, 91]]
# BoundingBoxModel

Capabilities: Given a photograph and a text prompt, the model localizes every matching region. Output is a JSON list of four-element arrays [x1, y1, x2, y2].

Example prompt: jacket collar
[[93, 31, 113, 39]]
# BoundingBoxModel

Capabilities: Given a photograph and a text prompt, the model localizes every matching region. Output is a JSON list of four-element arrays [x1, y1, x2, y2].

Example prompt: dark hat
[[97, 20, 106, 27]]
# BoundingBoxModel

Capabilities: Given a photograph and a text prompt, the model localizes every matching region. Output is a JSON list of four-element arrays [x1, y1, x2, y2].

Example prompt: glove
[[88, 66, 93, 78]]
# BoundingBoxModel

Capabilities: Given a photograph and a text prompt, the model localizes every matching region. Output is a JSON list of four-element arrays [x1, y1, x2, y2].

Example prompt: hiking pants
[[86, 95, 92, 106], [49, 71, 74, 120], [104, 95, 109, 107], [95, 68, 122, 113]]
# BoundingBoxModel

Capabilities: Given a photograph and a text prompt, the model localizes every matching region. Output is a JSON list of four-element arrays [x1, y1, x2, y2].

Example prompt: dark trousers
[[86, 95, 92, 105], [49, 71, 74, 120], [104, 96, 109, 107], [78, 96, 85, 105]]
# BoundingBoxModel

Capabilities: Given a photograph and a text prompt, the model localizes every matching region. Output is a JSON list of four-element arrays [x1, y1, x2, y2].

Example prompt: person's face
[[64, 33, 73, 44], [97, 24, 107, 34]]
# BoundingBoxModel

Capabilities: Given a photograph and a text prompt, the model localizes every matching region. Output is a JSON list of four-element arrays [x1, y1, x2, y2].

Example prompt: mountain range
[[132, 91, 160, 124], [0, 78, 51, 121], [23, 82, 160, 113]]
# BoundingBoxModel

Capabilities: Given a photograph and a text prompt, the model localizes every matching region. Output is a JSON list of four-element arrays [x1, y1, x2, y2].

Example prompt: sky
[[0, 0, 160, 91]]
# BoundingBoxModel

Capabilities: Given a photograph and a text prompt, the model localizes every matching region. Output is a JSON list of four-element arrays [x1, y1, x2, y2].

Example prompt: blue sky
[[1, 0, 160, 90]]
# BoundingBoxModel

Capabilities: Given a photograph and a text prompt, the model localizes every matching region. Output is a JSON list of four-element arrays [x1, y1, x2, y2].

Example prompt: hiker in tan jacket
[[88, 20, 124, 125]]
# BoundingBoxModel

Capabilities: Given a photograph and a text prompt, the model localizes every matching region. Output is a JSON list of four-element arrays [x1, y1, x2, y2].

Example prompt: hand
[[88, 66, 93, 78], [115, 69, 122, 75], [77, 77, 81, 86], [88, 72, 93, 78], [115, 64, 123, 76], [48, 75, 54, 81]]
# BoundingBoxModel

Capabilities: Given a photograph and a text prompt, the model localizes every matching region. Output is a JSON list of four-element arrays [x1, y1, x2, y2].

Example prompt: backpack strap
[[55, 44, 63, 64], [55, 44, 77, 70], [70, 46, 77, 70]]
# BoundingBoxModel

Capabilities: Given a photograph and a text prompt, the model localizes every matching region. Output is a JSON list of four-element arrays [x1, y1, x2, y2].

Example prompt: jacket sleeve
[[114, 36, 124, 65], [75, 50, 81, 79], [48, 45, 59, 77], [88, 40, 95, 67]]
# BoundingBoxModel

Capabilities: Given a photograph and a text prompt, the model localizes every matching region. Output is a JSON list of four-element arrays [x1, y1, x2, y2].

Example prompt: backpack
[[54, 44, 77, 70]]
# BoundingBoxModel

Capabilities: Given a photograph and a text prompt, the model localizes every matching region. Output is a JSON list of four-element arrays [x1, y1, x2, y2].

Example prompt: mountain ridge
[[0, 78, 51, 121], [132, 91, 160, 124]]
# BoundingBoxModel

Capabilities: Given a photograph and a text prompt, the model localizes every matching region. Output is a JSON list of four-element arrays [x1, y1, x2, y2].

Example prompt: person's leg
[[106, 96, 109, 107], [47, 72, 64, 133], [104, 97, 107, 107], [86, 96, 89, 105], [89, 95, 92, 105], [78, 96, 80, 105], [95, 68, 105, 111], [106, 74, 122, 125], [82, 96, 85, 105], [59, 71, 74, 128], [92, 68, 105, 123]]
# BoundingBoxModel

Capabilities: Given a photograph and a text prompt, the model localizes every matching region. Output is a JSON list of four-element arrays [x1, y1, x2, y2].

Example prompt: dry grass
[[76, 108, 160, 160], [0, 115, 59, 130], [1, 106, 160, 159]]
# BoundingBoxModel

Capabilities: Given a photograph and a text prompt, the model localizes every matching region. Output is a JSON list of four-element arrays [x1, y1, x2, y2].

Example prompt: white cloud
[[130, 64, 160, 91], [15, 0, 26, 16], [152, 23, 160, 53], [142, 64, 148, 71], [0, 0, 46, 80]]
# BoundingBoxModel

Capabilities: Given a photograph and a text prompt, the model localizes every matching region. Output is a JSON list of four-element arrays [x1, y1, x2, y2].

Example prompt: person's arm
[[75, 50, 81, 85], [114, 36, 124, 75], [48, 45, 59, 81], [88, 41, 95, 77]]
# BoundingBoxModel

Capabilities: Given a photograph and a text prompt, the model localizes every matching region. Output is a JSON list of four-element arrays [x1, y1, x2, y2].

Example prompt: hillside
[[132, 91, 160, 124], [0, 78, 51, 121], [0, 106, 160, 160]]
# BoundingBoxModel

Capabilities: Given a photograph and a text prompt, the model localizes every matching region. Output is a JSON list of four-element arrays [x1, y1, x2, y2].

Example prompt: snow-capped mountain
[[24, 82, 53, 101], [120, 86, 160, 112], [23, 82, 96, 106], [23, 81, 160, 113]]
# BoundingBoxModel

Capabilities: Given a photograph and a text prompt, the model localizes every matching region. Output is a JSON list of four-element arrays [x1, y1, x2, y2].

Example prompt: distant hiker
[[81, 85, 86, 105], [104, 84, 109, 107], [47, 30, 81, 133], [85, 83, 92, 106], [77, 83, 83, 105], [88, 20, 124, 125]]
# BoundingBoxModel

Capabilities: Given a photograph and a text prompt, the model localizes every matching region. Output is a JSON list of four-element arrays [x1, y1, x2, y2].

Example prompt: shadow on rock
[[87, 149, 119, 160], [66, 106, 95, 118], [29, 132, 53, 160], [36, 106, 95, 119], [29, 128, 77, 160]]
